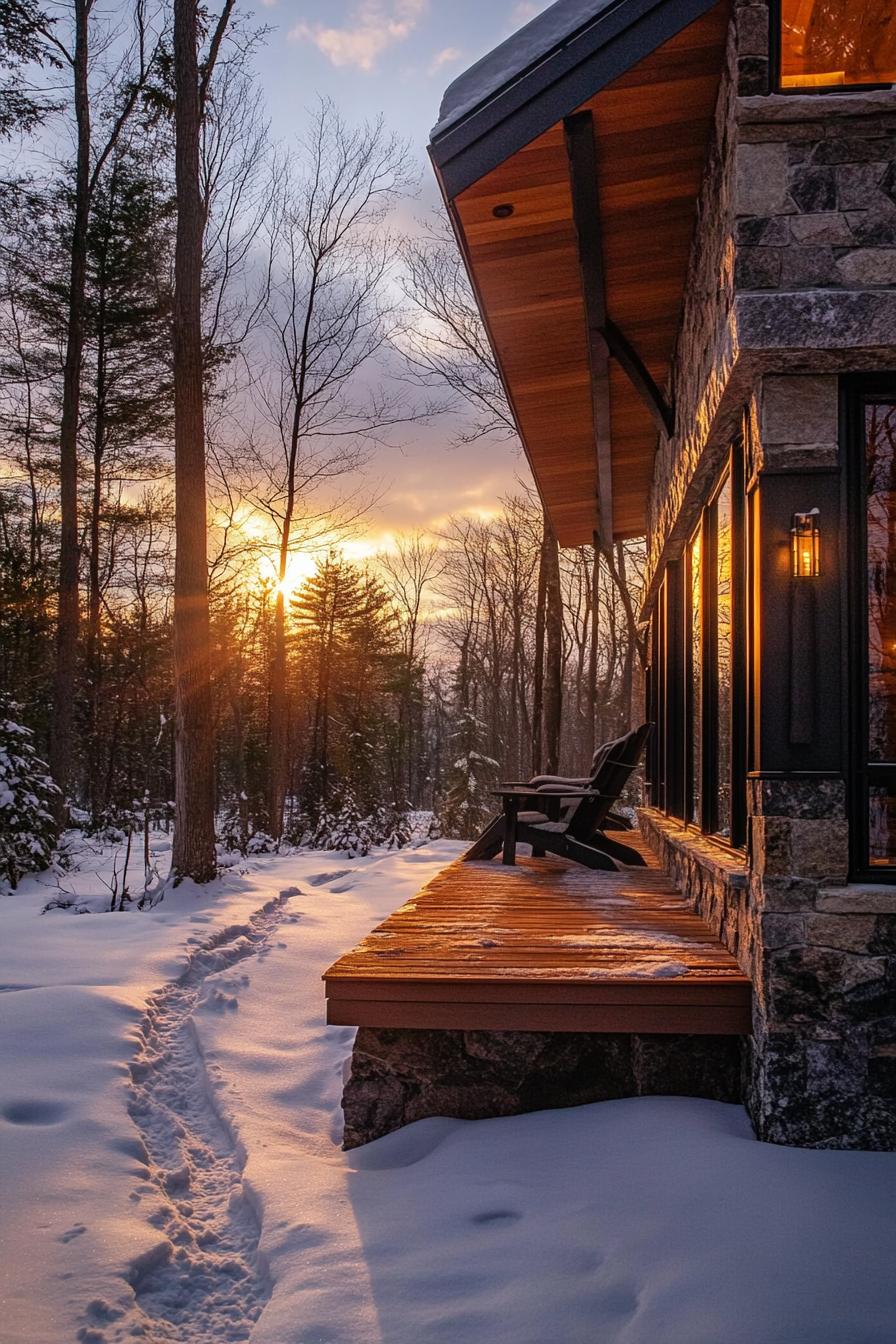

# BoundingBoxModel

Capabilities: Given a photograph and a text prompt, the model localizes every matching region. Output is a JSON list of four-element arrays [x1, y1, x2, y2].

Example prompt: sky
[[241, 0, 551, 555]]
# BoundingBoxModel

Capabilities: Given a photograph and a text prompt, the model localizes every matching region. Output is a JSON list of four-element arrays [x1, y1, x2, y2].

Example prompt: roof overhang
[[429, 0, 731, 546]]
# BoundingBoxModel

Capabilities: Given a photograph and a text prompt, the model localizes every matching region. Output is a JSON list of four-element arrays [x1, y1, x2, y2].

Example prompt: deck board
[[324, 832, 752, 1034]]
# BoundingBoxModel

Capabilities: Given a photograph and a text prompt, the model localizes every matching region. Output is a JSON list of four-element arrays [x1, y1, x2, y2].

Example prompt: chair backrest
[[564, 722, 652, 842]]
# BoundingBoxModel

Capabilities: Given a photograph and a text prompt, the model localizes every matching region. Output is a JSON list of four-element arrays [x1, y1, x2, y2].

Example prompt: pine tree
[[291, 555, 400, 817], [82, 145, 174, 822], [439, 707, 499, 840], [0, 696, 59, 889], [0, 0, 59, 140]]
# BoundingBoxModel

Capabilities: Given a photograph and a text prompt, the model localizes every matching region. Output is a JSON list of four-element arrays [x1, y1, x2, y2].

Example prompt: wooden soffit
[[432, 2, 730, 546]]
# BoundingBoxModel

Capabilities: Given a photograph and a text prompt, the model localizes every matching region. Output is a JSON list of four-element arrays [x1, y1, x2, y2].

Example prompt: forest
[[0, 0, 645, 888]]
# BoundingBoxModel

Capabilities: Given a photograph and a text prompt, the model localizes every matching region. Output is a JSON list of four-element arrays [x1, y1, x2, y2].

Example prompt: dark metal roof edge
[[430, 0, 722, 200]]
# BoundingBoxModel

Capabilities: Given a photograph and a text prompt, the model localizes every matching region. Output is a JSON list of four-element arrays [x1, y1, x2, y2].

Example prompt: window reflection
[[866, 401, 896, 764], [716, 477, 732, 839], [689, 527, 702, 827], [779, 0, 896, 89], [869, 787, 896, 865]]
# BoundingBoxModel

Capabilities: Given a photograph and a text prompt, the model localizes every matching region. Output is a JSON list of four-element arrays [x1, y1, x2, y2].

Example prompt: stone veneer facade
[[642, 2, 896, 1148]]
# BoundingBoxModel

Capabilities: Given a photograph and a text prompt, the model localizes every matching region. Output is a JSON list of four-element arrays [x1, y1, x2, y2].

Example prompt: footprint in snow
[[199, 985, 238, 1011], [471, 1209, 522, 1226], [307, 870, 352, 887], [3, 1098, 69, 1126], [59, 1224, 87, 1243]]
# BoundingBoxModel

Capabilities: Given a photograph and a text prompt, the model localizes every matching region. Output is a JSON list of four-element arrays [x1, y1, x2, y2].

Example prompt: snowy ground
[[2, 835, 895, 1343]]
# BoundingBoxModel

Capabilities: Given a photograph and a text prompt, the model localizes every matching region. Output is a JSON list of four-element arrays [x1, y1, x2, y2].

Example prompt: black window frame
[[846, 373, 896, 879], [648, 441, 747, 851], [769, 0, 895, 96]]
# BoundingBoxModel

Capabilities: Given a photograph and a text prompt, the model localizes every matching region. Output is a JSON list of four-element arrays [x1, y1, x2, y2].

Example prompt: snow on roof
[[431, 0, 619, 139]]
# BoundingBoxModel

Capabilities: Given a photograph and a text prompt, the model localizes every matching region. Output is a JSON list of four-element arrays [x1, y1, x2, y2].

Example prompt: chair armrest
[[527, 774, 589, 788], [492, 786, 613, 800]]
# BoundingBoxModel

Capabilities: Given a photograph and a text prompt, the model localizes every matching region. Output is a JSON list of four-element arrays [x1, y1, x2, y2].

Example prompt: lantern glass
[[791, 511, 820, 578]]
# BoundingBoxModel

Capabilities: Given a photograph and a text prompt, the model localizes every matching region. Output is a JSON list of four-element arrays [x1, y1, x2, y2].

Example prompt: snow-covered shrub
[[246, 831, 278, 855], [439, 709, 499, 840], [217, 799, 249, 855], [0, 703, 59, 889], [376, 802, 412, 850], [306, 791, 376, 858]]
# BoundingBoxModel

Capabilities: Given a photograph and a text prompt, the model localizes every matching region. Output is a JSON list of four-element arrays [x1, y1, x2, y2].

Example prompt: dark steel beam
[[565, 109, 676, 547], [565, 111, 614, 550], [604, 319, 676, 439]]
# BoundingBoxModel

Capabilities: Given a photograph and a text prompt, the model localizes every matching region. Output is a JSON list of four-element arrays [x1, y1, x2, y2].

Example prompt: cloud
[[427, 45, 462, 76], [290, 0, 427, 71], [510, 1, 544, 24]]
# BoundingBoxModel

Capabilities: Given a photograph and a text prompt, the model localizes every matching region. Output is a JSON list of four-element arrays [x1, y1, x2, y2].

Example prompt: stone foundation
[[747, 779, 896, 1150], [639, 801, 896, 1150], [342, 1027, 745, 1149]]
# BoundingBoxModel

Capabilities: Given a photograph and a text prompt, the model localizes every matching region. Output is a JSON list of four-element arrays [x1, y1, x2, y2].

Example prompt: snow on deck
[[325, 832, 751, 1034]]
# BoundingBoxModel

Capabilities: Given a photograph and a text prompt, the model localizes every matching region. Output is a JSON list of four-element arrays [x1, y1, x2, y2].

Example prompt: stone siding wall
[[747, 779, 896, 1148], [342, 1027, 743, 1149], [640, 787, 896, 1149], [645, 6, 896, 602], [736, 98, 896, 299], [647, 16, 738, 582], [637, 809, 754, 975], [756, 371, 838, 472]]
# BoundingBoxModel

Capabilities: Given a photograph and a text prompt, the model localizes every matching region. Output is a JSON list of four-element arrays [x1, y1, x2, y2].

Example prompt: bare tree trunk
[[608, 540, 644, 729], [531, 524, 547, 775], [87, 223, 109, 824], [171, 0, 216, 882], [268, 586, 288, 837], [543, 512, 562, 774], [50, 0, 91, 818], [587, 536, 600, 758]]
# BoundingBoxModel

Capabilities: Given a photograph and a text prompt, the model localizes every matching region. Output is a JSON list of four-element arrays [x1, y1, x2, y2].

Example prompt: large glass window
[[656, 447, 747, 849], [716, 477, 733, 840], [688, 526, 703, 827], [777, 0, 896, 91]]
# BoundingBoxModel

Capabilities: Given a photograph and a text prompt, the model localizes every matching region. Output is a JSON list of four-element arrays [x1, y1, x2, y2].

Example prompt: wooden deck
[[324, 832, 752, 1035]]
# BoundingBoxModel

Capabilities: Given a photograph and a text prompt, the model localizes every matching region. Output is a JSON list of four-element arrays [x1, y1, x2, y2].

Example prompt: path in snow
[[94, 890, 300, 1344]]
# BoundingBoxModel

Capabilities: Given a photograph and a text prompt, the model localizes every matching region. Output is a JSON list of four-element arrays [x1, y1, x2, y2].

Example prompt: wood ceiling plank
[[452, 2, 728, 544]]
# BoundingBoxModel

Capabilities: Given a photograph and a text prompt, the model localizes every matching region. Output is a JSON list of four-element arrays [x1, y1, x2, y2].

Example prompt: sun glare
[[275, 551, 319, 600]]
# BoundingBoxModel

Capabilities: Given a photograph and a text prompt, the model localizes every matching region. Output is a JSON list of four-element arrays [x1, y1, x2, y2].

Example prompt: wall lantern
[[791, 509, 820, 578]]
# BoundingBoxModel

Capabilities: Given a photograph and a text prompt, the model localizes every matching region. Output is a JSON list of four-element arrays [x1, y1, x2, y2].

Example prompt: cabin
[[325, 0, 896, 1151]]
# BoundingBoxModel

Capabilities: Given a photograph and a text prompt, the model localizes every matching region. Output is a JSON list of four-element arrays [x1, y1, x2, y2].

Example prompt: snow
[[2, 835, 896, 1343], [432, 0, 618, 137]]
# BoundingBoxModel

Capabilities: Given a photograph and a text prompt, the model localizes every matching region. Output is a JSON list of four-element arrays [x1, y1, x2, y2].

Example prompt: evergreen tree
[[291, 554, 401, 817], [0, 0, 60, 140], [0, 696, 59, 889], [439, 707, 499, 840]]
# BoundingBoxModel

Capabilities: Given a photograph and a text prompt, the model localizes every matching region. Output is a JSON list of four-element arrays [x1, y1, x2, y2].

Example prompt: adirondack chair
[[463, 723, 651, 869]]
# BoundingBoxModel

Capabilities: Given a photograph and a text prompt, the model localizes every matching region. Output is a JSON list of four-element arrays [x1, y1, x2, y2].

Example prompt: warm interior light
[[778, 0, 896, 89], [791, 510, 821, 578]]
